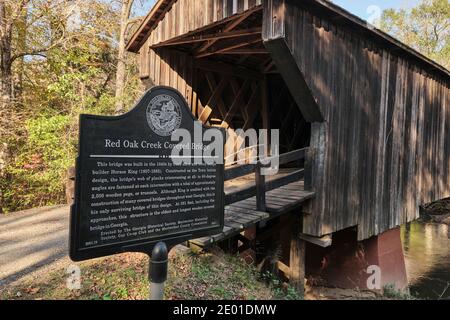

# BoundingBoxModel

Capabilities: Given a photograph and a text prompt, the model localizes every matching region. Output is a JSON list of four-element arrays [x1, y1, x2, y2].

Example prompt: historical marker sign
[[70, 86, 224, 261]]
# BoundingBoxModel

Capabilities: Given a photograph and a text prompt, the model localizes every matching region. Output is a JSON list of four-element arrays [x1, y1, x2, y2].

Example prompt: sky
[[133, 0, 421, 23], [332, 0, 419, 23]]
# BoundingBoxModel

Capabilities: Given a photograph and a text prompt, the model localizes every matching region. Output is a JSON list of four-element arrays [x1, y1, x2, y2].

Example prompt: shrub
[[2, 115, 75, 212]]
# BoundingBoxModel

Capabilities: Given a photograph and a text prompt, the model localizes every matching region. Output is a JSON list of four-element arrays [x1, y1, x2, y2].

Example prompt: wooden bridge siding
[[264, 0, 450, 240], [140, 45, 199, 114], [136, 0, 450, 241]]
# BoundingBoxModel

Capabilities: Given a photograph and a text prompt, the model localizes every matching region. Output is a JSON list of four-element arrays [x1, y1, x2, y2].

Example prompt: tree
[[0, 0, 146, 213], [0, 0, 74, 138], [0, 0, 151, 213], [114, 0, 134, 114], [0, 0, 30, 213], [0, 1, 29, 109], [114, 0, 151, 114], [380, 0, 450, 69], [14, 8, 28, 101]]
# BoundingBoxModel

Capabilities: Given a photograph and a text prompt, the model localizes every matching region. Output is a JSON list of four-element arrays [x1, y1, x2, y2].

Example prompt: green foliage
[[383, 284, 415, 300], [167, 250, 274, 300], [3, 115, 74, 211], [1, 0, 144, 213], [262, 271, 303, 300], [1, 250, 276, 300], [380, 0, 450, 69]]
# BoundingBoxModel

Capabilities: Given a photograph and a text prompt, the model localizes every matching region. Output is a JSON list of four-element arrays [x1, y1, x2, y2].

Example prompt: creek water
[[402, 221, 450, 299]]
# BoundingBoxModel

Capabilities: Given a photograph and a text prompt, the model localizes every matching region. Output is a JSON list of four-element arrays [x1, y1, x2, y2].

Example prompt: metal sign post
[[149, 242, 168, 300]]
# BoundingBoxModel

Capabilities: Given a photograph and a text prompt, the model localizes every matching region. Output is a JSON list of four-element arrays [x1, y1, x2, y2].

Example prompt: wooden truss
[[150, 5, 273, 73]]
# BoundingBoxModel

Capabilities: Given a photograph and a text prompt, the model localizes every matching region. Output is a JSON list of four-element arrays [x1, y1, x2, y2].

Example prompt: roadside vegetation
[[382, 284, 416, 300], [1, 245, 419, 301], [0, 248, 303, 300], [0, 0, 150, 213]]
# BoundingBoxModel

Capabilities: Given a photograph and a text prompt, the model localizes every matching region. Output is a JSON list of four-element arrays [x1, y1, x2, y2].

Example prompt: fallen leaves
[[25, 287, 40, 295], [3, 248, 274, 301]]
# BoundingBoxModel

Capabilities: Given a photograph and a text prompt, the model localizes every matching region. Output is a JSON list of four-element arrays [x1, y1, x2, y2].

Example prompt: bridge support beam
[[289, 217, 306, 297], [305, 227, 408, 292], [363, 227, 408, 291]]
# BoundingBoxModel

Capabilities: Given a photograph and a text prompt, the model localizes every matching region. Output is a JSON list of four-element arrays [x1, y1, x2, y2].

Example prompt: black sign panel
[[70, 86, 224, 261]]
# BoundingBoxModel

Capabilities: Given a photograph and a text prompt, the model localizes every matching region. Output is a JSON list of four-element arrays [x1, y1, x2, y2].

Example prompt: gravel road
[[0, 205, 71, 288]]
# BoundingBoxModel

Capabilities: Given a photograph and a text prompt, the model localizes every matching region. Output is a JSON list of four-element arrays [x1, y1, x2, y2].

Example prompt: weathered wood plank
[[277, 1, 450, 240], [225, 163, 256, 181], [262, 37, 324, 122], [290, 216, 305, 296], [298, 233, 332, 248], [224, 169, 304, 205]]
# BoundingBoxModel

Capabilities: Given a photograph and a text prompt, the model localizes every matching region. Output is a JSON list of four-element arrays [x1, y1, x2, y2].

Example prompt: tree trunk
[[0, 142, 8, 214], [114, 0, 133, 114], [0, 2, 11, 214], [0, 3, 13, 110], [15, 10, 28, 103]]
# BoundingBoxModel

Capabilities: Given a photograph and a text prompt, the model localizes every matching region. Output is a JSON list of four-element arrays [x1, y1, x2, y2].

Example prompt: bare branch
[[126, 16, 142, 29]]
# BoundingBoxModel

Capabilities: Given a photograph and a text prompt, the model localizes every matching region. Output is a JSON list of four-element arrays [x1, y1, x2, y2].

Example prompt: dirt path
[[0, 206, 71, 288]]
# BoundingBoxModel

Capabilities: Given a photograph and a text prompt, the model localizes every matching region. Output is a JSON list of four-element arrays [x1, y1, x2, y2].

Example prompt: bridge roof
[[126, 0, 449, 81]]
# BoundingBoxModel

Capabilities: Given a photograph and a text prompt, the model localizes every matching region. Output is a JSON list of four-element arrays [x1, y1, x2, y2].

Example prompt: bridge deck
[[189, 173, 314, 248]]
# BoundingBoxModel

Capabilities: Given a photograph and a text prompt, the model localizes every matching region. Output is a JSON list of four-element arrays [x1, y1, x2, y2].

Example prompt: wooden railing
[[224, 148, 308, 210]]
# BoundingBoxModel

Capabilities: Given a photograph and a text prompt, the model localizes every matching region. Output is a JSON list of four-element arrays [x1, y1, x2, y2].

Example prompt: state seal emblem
[[146, 94, 182, 136]]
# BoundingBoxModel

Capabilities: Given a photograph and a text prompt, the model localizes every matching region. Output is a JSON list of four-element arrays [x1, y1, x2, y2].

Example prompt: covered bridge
[[126, 0, 450, 289]]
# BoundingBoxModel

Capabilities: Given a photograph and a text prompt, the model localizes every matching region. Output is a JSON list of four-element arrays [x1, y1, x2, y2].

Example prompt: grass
[[168, 249, 274, 300], [0, 247, 301, 300], [261, 271, 303, 300], [382, 284, 416, 300]]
